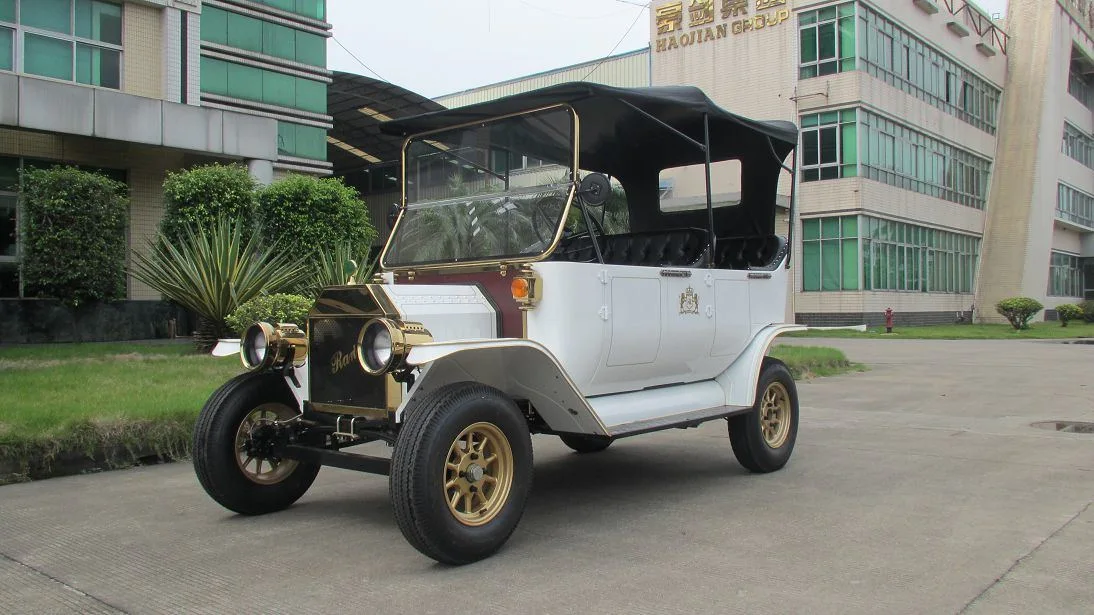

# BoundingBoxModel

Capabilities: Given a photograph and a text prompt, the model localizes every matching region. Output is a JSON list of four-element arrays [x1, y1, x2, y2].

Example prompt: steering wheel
[[532, 197, 606, 262], [531, 194, 567, 246]]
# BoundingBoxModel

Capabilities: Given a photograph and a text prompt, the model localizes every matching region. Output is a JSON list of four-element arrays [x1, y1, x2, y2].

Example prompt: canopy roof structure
[[379, 82, 798, 177], [327, 71, 446, 174]]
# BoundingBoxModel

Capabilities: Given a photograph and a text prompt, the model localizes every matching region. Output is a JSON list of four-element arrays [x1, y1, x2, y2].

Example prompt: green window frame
[[860, 110, 990, 209], [1048, 251, 1083, 297], [200, 5, 328, 68], [798, 2, 855, 79], [800, 109, 857, 182], [1062, 122, 1094, 170], [0, 0, 14, 24], [249, 0, 325, 20], [860, 216, 979, 293], [201, 57, 327, 114], [0, 26, 13, 71], [277, 121, 327, 161], [1057, 182, 1094, 230], [801, 215, 859, 291], [13, 0, 123, 88], [857, 3, 1000, 134]]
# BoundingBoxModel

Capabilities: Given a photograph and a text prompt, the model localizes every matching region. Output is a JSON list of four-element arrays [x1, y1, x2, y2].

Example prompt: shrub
[[19, 166, 128, 308], [130, 216, 307, 352], [300, 242, 378, 297], [160, 163, 258, 243], [255, 174, 376, 275], [1055, 303, 1083, 327], [995, 297, 1043, 330], [1081, 300, 1094, 324], [226, 293, 313, 336]]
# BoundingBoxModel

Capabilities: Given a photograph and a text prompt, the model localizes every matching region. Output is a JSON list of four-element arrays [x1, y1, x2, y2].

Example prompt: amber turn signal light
[[511, 278, 530, 300]]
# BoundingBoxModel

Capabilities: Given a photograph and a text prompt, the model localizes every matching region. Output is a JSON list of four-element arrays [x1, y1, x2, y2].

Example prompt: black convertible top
[[379, 82, 797, 176]]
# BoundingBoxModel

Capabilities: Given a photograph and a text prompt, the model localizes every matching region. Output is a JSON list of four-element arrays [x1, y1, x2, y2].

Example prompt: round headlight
[[358, 319, 396, 374], [241, 323, 273, 370]]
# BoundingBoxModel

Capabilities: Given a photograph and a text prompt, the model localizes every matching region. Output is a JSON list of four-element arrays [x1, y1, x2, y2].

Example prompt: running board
[[589, 380, 733, 430], [607, 405, 750, 438]]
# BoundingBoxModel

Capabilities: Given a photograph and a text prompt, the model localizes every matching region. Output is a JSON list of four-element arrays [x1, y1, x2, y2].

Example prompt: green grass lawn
[[768, 344, 864, 378], [0, 340, 861, 483], [788, 322, 1094, 340]]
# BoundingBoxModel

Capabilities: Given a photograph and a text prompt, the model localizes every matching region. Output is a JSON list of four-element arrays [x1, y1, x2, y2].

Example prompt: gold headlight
[[356, 318, 432, 375], [240, 322, 308, 370]]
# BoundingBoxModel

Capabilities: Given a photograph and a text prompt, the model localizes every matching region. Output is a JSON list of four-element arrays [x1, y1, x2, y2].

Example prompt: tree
[[19, 166, 128, 308], [254, 174, 377, 287], [160, 163, 258, 243], [994, 297, 1043, 331]]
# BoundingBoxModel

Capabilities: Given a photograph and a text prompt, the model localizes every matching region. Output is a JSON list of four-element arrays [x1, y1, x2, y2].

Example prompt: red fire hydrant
[[884, 307, 894, 334]]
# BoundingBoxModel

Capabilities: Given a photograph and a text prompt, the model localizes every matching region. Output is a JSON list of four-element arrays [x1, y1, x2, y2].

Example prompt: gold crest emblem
[[679, 286, 699, 314]]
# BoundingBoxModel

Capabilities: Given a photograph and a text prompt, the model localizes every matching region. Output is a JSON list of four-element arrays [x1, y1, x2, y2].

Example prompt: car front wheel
[[390, 382, 533, 565], [192, 372, 320, 515], [728, 358, 799, 473]]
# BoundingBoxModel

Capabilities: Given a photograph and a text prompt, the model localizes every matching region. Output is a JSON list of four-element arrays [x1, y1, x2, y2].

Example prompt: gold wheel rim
[[760, 382, 792, 449], [234, 403, 299, 485], [443, 422, 514, 527]]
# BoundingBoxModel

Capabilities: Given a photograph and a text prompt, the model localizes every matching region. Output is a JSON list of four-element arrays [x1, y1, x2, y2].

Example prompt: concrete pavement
[[1, 338, 1092, 614]]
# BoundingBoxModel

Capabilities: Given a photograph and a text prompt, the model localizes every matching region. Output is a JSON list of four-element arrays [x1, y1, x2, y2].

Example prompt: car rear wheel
[[193, 372, 320, 515], [559, 433, 613, 453], [390, 382, 533, 565], [728, 358, 798, 473]]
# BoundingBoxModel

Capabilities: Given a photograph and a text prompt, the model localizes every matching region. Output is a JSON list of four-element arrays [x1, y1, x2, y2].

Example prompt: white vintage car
[[193, 83, 804, 565]]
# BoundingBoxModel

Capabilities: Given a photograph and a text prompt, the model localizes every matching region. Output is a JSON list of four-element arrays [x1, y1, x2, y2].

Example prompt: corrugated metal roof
[[435, 47, 651, 108]]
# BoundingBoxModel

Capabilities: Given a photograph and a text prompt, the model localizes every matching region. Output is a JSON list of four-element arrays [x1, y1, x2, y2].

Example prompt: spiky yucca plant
[[131, 216, 306, 352], [301, 242, 379, 296]]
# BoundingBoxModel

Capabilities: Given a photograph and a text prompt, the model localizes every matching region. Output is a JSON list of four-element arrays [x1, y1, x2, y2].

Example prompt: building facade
[[0, 0, 332, 307], [430, 0, 1094, 324]]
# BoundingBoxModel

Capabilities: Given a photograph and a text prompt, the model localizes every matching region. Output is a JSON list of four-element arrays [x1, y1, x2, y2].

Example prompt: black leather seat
[[713, 235, 785, 270], [549, 228, 708, 267]]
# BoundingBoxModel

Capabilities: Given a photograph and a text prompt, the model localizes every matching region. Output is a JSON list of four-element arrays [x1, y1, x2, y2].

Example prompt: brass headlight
[[356, 317, 432, 375], [240, 322, 308, 370]]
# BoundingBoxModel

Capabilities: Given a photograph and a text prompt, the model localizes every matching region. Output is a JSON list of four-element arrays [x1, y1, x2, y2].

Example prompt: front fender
[[715, 324, 806, 407], [399, 340, 610, 436]]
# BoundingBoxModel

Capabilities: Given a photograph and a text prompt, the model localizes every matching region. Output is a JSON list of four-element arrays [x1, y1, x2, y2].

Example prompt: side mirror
[[387, 203, 402, 228], [578, 173, 611, 207]]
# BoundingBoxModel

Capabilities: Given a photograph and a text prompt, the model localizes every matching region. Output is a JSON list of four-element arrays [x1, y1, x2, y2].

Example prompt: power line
[[581, 4, 648, 81], [332, 35, 388, 83]]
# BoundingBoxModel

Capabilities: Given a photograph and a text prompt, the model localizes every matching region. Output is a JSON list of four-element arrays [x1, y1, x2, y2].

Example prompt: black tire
[[559, 433, 613, 454], [390, 382, 533, 565], [728, 358, 799, 473], [193, 372, 320, 515]]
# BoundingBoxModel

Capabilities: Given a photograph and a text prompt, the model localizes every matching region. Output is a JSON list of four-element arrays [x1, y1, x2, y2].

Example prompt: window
[[860, 110, 990, 209], [246, 0, 325, 21], [7, 0, 123, 89], [1062, 122, 1094, 170], [200, 56, 327, 114], [278, 121, 327, 160], [800, 109, 857, 182], [854, 4, 1000, 134], [1057, 183, 1094, 229], [1049, 251, 1083, 297], [799, 3, 855, 79], [860, 216, 979, 293], [201, 6, 327, 67], [1068, 59, 1094, 111], [801, 216, 859, 291], [0, 27, 12, 71]]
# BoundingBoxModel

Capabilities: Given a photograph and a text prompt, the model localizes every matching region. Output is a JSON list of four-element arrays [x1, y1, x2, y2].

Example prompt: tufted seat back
[[713, 235, 785, 270], [549, 228, 708, 267]]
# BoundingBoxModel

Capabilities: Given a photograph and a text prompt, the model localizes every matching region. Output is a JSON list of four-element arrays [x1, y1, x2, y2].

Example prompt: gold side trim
[[368, 283, 401, 317], [386, 374, 403, 412]]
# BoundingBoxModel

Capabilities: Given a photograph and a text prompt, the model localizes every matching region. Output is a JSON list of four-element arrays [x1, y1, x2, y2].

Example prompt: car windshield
[[382, 107, 576, 268]]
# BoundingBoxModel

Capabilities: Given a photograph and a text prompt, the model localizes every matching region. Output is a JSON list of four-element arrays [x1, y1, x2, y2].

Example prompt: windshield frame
[[380, 104, 580, 272]]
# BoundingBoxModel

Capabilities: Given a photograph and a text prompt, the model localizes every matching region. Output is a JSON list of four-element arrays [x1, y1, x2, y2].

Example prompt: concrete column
[[248, 159, 275, 186]]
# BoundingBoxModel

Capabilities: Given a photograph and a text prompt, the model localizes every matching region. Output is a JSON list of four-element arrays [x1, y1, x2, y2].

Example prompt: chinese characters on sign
[[655, 0, 790, 53]]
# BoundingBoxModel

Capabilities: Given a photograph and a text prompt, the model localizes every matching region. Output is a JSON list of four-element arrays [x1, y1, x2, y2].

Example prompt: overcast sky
[[326, 0, 1010, 100]]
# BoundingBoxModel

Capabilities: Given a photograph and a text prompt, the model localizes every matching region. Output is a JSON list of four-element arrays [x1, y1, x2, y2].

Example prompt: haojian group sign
[[654, 0, 790, 52]]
